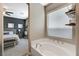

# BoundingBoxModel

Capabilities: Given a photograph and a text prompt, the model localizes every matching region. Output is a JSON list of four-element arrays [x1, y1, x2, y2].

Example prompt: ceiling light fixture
[[40, 3, 49, 6]]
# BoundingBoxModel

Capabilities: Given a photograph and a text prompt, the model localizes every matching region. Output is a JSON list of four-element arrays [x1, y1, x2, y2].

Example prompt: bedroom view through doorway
[[3, 3, 29, 56]]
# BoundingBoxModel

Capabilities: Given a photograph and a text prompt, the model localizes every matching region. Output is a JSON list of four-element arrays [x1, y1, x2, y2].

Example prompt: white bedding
[[3, 34, 20, 42]]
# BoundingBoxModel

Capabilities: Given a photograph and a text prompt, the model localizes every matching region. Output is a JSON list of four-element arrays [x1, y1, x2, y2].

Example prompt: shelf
[[65, 23, 76, 26], [65, 10, 75, 18]]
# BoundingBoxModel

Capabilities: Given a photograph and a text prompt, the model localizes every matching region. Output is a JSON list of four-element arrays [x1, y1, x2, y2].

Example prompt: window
[[47, 5, 72, 39], [18, 24, 23, 28], [8, 23, 14, 28]]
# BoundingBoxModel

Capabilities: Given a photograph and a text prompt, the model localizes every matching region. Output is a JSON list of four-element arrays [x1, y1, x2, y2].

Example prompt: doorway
[[2, 3, 29, 56]]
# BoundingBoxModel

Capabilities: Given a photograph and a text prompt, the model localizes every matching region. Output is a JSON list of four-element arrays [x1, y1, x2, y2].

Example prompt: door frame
[[0, 3, 4, 56], [27, 3, 32, 56], [0, 3, 31, 56]]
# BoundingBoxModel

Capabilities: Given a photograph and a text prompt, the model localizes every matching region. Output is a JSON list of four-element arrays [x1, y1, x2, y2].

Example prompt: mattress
[[3, 34, 20, 42]]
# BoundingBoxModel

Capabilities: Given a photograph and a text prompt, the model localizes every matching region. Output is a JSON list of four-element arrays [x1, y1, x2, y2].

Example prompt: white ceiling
[[3, 3, 28, 19]]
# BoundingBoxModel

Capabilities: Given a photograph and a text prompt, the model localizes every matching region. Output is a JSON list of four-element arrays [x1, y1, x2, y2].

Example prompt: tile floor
[[4, 39, 28, 56]]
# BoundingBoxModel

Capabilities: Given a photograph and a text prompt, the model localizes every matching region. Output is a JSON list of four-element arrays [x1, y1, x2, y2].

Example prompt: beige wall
[[75, 4, 79, 56], [29, 3, 45, 41], [0, 4, 3, 56]]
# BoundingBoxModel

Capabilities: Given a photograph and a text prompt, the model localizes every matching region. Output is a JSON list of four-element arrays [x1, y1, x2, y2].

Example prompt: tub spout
[[36, 43, 41, 48]]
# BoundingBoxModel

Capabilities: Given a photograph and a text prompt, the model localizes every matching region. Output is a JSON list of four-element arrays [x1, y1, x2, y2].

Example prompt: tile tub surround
[[31, 38, 76, 56]]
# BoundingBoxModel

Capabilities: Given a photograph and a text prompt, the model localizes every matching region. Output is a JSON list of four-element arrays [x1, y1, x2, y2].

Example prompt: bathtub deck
[[32, 38, 76, 56]]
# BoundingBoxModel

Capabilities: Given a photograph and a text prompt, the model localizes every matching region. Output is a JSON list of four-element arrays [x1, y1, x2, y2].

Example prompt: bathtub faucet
[[36, 43, 42, 48]]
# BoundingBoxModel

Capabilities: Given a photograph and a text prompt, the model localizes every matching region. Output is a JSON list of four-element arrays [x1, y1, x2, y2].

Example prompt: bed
[[4, 34, 20, 42], [3, 30, 20, 49]]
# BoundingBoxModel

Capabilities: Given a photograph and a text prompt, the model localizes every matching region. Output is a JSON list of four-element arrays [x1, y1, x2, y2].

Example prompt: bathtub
[[32, 38, 76, 56]]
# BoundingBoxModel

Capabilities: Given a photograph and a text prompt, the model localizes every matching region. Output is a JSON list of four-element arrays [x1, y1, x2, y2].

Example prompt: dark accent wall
[[4, 16, 26, 38]]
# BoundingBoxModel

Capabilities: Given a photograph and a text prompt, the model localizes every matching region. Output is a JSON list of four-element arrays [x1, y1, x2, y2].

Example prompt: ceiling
[[3, 3, 28, 19], [3, 3, 70, 19], [3, 3, 48, 19]]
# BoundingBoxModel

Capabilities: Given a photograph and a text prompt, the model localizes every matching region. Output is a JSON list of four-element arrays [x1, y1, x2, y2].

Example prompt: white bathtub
[[32, 38, 76, 56]]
